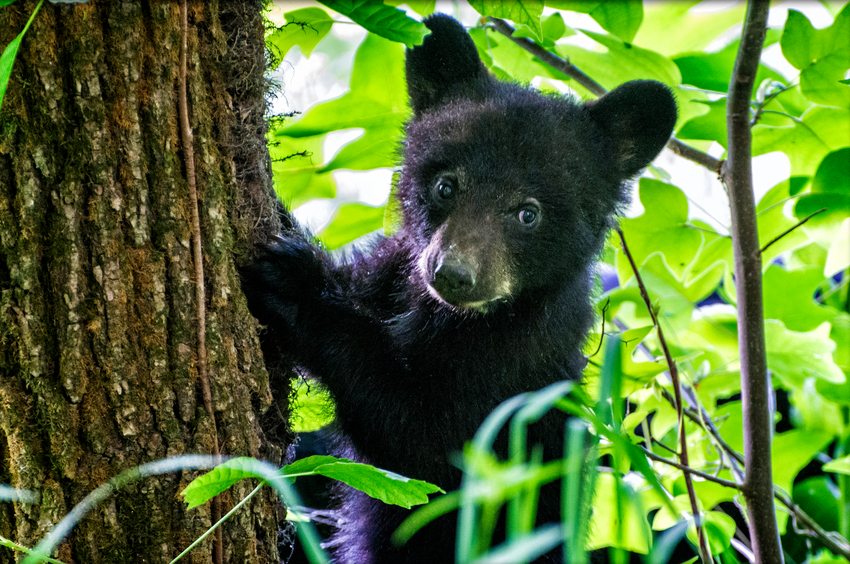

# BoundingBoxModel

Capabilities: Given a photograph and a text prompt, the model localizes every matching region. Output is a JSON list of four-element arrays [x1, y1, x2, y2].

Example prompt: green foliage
[[267, 7, 334, 67], [781, 4, 850, 108], [317, 0, 429, 48], [292, 380, 336, 432], [547, 0, 643, 43], [469, 0, 545, 40], [180, 455, 443, 512]]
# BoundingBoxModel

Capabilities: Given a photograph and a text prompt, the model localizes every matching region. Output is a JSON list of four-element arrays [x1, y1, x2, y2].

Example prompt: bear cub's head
[[398, 14, 677, 312]]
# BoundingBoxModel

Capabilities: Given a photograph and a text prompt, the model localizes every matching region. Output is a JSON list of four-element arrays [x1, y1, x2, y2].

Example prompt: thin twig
[[655, 386, 850, 558], [179, 2, 223, 563], [630, 317, 848, 557], [641, 447, 740, 490], [487, 17, 605, 96], [616, 227, 714, 563], [775, 490, 850, 558], [760, 208, 827, 254], [586, 298, 610, 359], [667, 138, 723, 174], [486, 17, 723, 173]]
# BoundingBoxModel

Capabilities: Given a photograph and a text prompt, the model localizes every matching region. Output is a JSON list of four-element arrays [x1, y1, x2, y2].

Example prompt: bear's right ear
[[586, 80, 677, 179], [406, 14, 491, 116]]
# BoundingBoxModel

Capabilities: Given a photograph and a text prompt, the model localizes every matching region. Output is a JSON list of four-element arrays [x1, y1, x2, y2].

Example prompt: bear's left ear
[[406, 14, 492, 116], [586, 80, 677, 179]]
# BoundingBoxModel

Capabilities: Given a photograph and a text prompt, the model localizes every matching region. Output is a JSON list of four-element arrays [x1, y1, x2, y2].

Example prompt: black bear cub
[[242, 14, 676, 564]]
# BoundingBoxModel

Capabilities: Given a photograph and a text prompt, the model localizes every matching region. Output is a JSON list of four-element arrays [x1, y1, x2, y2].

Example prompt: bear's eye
[[518, 204, 539, 227], [434, 178, 455, 200]]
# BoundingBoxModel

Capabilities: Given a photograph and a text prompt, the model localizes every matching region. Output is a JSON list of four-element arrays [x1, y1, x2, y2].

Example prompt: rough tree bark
[[0, 1, 294, 562]]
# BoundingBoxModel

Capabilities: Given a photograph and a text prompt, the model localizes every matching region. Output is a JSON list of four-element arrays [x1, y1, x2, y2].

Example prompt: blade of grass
[[0, 0, 43, 109]]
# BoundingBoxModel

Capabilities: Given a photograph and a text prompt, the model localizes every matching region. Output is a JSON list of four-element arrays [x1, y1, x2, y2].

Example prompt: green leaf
[[823, 455, 850, 475], [317, 0, 429, 48], [279, 32, 408, 172], [383, 172, 403, 236], [795, 148, 850, 249], [547, 0, 643, 43], [0, 0, 42, 110], [617, 179, 703, 282], [472, 524, 562, 564], [606, 257, 698, 341], [676, 99, 728, 148], [284, 456, 444, 508], [781, 9, 822, 70], [812, 147, 850, 194], [267, 7, 334, 67], [753, 106, 850, 177], [684, 220, 731, 287], [781, 6, 850, 69], [680, 313, 739, 385], [673, 38, 786, 95], [469, 0, 545, 41], [584, 325, 666, 397], [512, 12, 573, 49], [269, 133, 337, 208], [686, 511, 736, 555], [757, 177, 812, 265], [181, 458, 265, 509], [542, 12, 568, 43], [632, 1, 746, 57], [478, 29, 551, 83], [585, 473, 651, 553], [791, 377, 844, 435], [292, 380, 336, 432], [385, 0, 436, 16], [762, 265, 838, 332], [771, 429, 833, 496], [781, 4, 850, 108], [800, 51, 850, 108], [651, 494, 696, 530], [824, 217, 850, 275], [765, 320, 846, 390], [282, 454, 343, 477], [557, 30, 681, 93], [319, 202, 386, 250], [793, 476, 840, 533]]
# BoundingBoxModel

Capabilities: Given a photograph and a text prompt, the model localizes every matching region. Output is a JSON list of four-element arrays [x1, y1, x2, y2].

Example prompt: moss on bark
[[0, 1, 292, 562]]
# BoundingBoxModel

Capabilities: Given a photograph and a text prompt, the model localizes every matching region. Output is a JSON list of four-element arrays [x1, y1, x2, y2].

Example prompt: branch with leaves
[[487, 17, 723, 173], [617, 227, 713, 563]]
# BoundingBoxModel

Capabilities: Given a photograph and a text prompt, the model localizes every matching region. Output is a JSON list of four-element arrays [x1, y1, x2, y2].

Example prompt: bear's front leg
[[240, 235, 408, 432], [240, 235, 331, 338]]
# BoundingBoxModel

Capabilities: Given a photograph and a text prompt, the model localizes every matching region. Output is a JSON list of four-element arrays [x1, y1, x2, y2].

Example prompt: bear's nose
[[433, 257, 476, 295]]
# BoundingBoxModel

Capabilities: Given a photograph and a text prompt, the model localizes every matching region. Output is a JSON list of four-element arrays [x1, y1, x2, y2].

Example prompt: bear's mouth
[[422, 280, 507, 313]]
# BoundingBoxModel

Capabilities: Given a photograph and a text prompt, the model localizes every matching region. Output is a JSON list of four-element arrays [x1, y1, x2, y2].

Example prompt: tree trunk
[[0, 1, 293, 562]]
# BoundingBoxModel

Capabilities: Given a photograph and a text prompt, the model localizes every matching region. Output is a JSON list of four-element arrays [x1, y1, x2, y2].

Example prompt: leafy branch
[[614, 254, 850, 560], [616, 227, 714, 564], [486, 17, 723, 174], [654, 381, 850, 560], [759, 207, 826, 254]]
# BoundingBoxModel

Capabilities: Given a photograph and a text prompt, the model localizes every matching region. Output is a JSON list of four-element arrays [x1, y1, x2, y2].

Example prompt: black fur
[[241, 14, 676, 564]]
